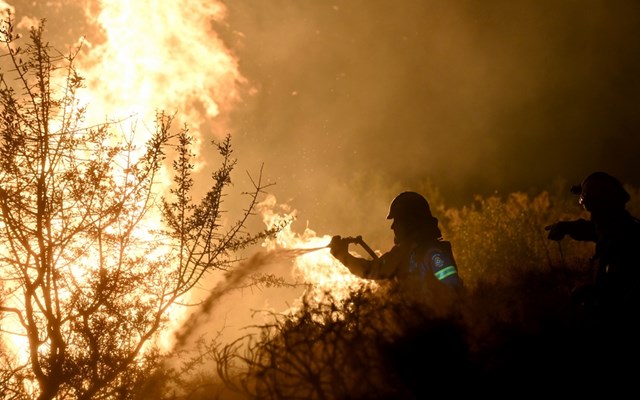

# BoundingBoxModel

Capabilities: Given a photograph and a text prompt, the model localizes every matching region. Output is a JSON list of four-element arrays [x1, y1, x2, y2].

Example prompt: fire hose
[[333, 235, 379, 260], [287, 235, 378, 260]]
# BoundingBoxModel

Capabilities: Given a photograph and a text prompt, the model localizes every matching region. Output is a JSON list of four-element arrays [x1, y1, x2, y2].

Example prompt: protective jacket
[[369, 240, 462, 288], [560, 212, 640, 314], [335, 238, 464, 296]]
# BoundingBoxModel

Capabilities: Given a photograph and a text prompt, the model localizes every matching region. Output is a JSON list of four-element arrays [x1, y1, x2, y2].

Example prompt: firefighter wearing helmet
[[545, 172, 640, 319], [329, 191, 463, 303]]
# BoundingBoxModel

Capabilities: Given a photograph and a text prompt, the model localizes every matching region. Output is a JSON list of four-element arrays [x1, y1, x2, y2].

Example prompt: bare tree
[[0, 18, 276, 400]]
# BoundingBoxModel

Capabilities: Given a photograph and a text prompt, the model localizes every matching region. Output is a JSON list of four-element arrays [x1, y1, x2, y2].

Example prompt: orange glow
[[79, 0, 243, 146], [0, 0, 247, 366], [0, 1, 379, 383], [74, 0, 247, 349], [258, 194, 376, 306]]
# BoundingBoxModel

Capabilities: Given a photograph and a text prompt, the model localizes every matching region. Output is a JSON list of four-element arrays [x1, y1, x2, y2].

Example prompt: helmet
[[386, 191, 433, 220], [572, 171, 630, 212]]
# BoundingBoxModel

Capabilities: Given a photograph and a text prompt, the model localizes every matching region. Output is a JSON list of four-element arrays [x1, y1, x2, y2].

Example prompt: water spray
[[172, 243, 329, 349], [274, 235, 377, 259], [172, 235, 378, 350]]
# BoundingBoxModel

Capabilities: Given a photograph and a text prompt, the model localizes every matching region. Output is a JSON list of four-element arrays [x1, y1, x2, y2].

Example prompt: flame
[[1, 1, 376, 386], [0, 0, 247, 366], [258, 194, 376, 306], [74, 0, 247, 348], [78, 0, 244, 155]]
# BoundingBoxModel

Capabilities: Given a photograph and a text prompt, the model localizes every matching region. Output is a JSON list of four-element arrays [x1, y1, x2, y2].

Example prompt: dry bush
[[212, 286, 470, 400], [442, 190, 595, 288], [154, 184, 640, 399]]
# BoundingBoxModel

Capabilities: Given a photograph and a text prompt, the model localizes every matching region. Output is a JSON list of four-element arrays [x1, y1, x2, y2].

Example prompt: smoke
[[6, 0, 640, 379], [219, 0, 640, 222], [8, 0, 640, 236], [171, 247, 325, 351]]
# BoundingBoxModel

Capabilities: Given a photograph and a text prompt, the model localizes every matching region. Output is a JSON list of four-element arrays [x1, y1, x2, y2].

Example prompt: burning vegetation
[[0, 20, 277, 399], [149, 187, 640, 399], [1, 12, 640, 400]]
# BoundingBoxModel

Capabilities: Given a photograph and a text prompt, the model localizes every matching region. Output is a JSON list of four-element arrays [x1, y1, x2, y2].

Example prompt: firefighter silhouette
[[546, 171, 640, 321], [330, 191, 463, 305]]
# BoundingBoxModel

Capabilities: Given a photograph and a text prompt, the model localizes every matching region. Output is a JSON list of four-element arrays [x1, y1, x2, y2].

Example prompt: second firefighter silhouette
[[330, 191, 463, 300], [546, 171, 640, 318]]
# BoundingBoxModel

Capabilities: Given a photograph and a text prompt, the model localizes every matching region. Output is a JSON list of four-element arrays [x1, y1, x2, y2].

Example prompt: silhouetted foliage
[[443, 190, 594, 287], [154, 183, 640, 399], [0, 18, 277, 400], [207, 286, 466, 400]]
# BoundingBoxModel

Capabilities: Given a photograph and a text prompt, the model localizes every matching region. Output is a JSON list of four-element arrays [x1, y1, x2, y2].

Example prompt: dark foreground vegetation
[[141, 186, 640, 400]]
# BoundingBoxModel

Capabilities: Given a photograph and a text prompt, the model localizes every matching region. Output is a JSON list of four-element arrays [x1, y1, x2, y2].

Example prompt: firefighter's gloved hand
[[329, 235, 349, 263], [545, 222, 568, 241]]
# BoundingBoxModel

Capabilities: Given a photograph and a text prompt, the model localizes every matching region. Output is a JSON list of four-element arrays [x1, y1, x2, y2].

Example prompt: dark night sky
[[5, 0, 640, 241]]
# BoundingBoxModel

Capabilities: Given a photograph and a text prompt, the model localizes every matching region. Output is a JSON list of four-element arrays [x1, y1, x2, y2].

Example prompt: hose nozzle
[[333, 235, 379, 260]]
